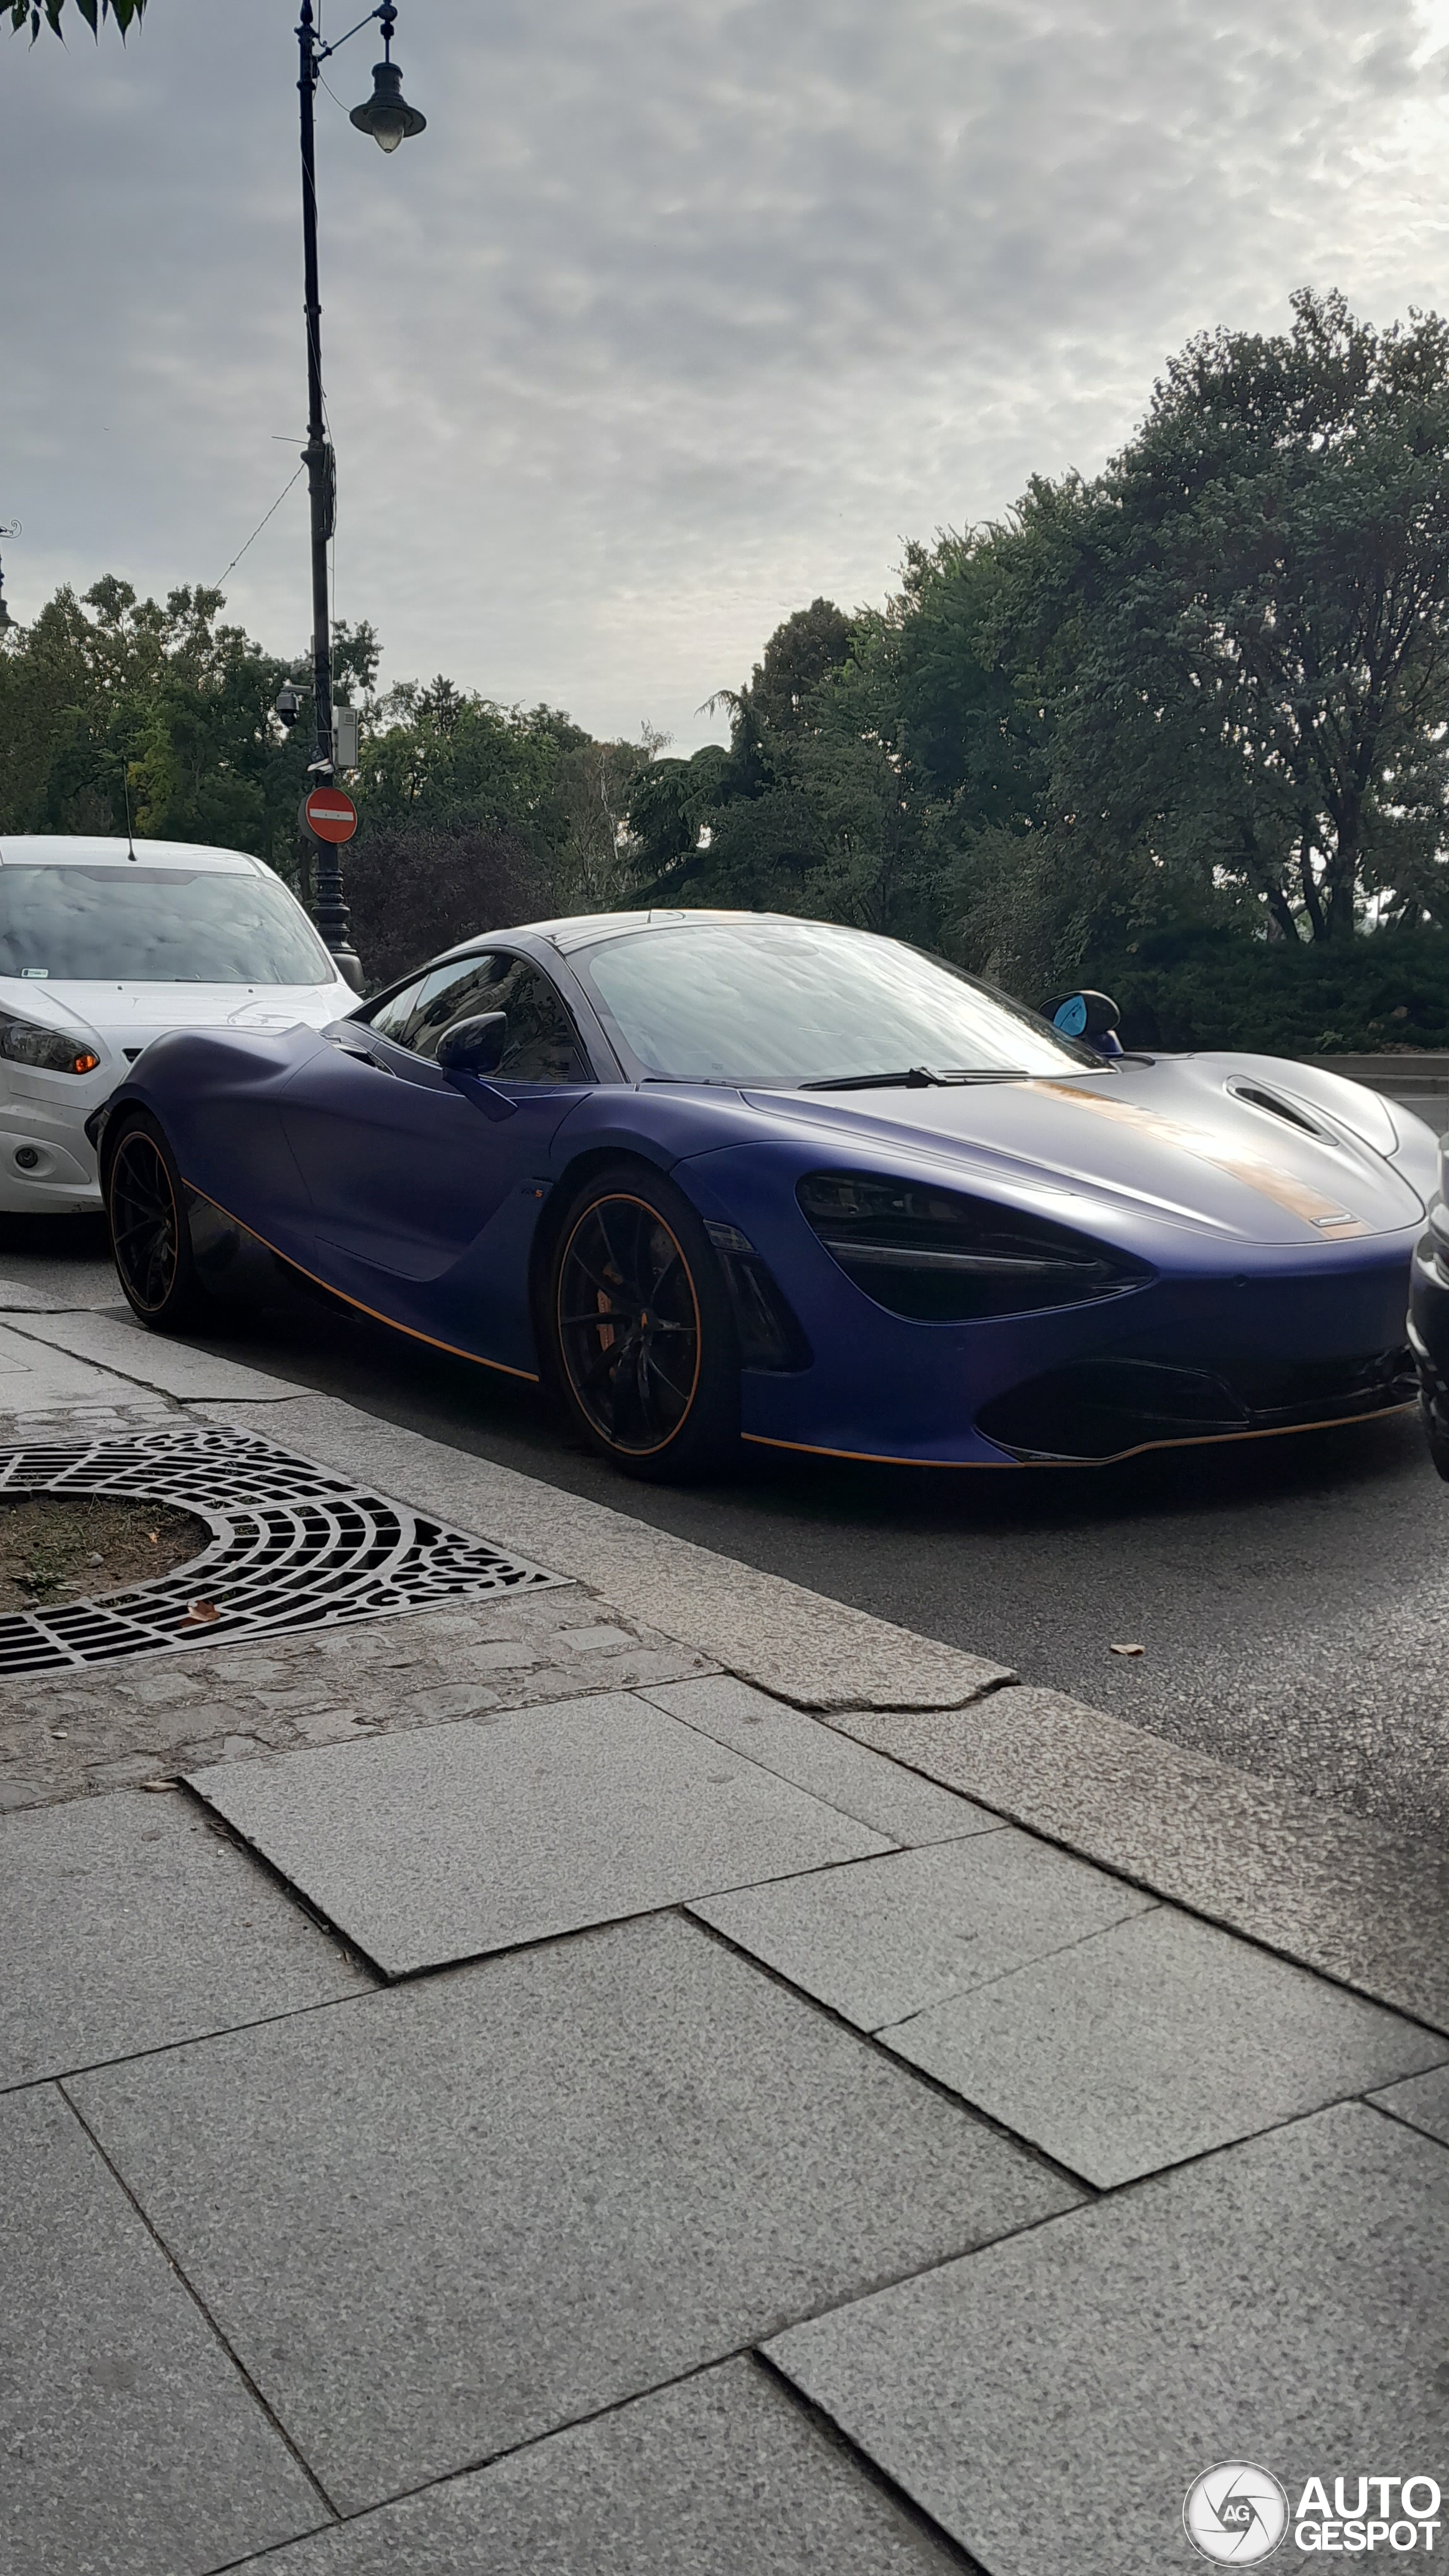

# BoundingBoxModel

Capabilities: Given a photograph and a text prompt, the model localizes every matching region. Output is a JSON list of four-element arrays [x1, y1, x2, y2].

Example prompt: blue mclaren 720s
[[87, 910, 1438, 1484]]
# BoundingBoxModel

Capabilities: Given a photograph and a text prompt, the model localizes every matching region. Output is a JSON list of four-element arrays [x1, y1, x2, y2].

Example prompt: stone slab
[[0, 2083, 322, 2575], [694, 1830, 1156, 2032], [188, 1691, 893, 1975], [0, 1594, 711, 1811], [0, 1395, 172, 1448], [881, 1904, 1447, 2187], [7, 1306, 303, 1400], [70, 1912, 1078, 2514], [644, 1673, 998, 1844], [1368, 2058, 1449, 2147], [768, 2102, 1449, 2576], [200, 1395, 1014, 1709], [0, 1317, 157, 1407], [0, 1788, 373, 2090], [831, 1686, 1449, 2031], [229, 2356, 959, 2574]]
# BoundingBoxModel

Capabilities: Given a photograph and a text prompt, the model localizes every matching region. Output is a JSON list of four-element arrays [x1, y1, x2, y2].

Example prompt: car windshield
[[0, 865, 333, 986], [576, 919, 1092, 1084]]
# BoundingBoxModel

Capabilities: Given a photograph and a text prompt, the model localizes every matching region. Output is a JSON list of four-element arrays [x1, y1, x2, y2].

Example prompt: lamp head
[[350, 56, 425, 151]]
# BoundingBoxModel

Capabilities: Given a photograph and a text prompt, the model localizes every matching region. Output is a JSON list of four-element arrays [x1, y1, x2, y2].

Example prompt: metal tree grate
[[0, 1427, 570, 1674]]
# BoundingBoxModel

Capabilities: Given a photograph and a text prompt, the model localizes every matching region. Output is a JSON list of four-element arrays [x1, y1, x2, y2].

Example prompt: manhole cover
[[0, 1428, 570, 1674]]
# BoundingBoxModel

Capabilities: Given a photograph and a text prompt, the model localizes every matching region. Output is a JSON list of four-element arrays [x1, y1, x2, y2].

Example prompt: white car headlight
[[0, 1008, 102, 1076]]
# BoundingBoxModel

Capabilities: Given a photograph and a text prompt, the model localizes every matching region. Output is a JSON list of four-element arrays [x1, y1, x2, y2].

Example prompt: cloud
[[2, 0, 1448, 744]]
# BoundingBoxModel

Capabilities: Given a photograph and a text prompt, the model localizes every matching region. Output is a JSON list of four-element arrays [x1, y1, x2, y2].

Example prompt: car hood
[[739, 1052, 1427, 1247], [0, 978, 351, 1051]]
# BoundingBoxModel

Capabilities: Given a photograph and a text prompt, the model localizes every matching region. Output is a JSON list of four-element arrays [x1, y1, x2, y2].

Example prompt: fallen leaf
[[1110, 1642, 1146, 1657], [184, 1600, 220, 1625], [141, 1779, 177, 1793], [147, 1531, 159, 1545], [48, 1727, 67, 1739]]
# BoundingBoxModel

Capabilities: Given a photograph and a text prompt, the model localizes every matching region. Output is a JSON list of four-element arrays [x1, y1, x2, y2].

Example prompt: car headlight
[[0, 1010, 102, 1076], [797, 1169, 1152, 1321]]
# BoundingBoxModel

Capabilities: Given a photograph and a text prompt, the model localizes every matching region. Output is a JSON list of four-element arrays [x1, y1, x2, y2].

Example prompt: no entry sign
[[302, 785, 358, 844]]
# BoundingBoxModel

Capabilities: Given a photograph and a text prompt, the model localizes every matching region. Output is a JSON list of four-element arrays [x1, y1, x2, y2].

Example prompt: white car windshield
[[577, 919, 1092, 1084], [0, 865, 333, 985]]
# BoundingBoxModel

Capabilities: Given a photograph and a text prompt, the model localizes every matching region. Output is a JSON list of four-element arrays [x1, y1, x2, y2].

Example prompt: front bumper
[[685, 1146, 1423, 1466], [0, 1117, 100, 1212]]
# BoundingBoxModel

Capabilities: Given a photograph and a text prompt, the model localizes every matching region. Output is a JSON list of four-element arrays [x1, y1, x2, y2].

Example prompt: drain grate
[[0, 1427, 570, 1674]]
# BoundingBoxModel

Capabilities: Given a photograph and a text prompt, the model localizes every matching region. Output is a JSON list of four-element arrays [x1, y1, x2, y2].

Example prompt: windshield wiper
[[802, 1066, 1029, 1092]]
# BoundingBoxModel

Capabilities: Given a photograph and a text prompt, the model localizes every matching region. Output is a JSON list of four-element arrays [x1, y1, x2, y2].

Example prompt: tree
[[1009, 290, 1449, 944], [0, 570, 658, 985], [343, 823, 551, 990], [10, 0, 145, 38], [631, 601, 862, 912], [0, 578, 309, 873], [353, 683, 652, 955]]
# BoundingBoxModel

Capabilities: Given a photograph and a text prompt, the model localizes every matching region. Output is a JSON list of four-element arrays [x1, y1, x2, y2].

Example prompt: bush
[[340, 823, 553, 992], [1074, 927, 1449, 1056]]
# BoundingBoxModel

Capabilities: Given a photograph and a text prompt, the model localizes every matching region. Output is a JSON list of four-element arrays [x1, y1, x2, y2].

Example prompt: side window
[[409, 956, 509, 1060], [487, 957, 590, 1084], [365, 951, 589, 1083], [364, 970, 432, 1048], [365, 955, 504, 1058]]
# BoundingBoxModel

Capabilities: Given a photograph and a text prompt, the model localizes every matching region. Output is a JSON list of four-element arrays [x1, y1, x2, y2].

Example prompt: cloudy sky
[[3, 0, 1449, 749]]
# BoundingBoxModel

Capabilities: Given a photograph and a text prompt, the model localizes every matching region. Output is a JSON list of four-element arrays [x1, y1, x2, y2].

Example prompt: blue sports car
[[88, 910, 1436, 1481]]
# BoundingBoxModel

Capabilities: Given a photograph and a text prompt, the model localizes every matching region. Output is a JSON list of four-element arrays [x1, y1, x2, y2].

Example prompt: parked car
[[88, 909, 1439, 1481], [0, 835, 355, 1215]]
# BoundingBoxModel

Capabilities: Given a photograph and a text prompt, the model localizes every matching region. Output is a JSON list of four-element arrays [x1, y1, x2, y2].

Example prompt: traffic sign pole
[[298, 779, 362, 990]]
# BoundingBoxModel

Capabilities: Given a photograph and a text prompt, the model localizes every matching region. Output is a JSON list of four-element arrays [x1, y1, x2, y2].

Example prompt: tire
[[104, 1111, 211, 1333], [1423, 1397, 1449, 1484], [546, 1162, 740, 1481]]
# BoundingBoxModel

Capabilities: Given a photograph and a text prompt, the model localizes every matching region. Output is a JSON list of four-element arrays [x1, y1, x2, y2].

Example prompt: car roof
[[432, 909, 831, 966], [0, 835, 264, 874]]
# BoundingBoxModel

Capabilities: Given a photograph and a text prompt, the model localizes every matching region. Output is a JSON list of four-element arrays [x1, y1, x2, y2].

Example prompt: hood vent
[[1228, 1081, 1323, 1138]]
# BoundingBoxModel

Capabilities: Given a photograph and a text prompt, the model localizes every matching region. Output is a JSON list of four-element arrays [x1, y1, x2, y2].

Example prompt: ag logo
[[1183, 2464, 1290, 2563]]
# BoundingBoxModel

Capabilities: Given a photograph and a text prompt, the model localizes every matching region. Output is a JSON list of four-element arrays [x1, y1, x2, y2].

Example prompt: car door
[[278, 948, 594, 1294]]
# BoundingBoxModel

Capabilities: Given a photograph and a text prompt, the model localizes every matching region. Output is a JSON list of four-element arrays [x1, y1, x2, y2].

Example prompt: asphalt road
[[4, 1211, 1447, 1845]]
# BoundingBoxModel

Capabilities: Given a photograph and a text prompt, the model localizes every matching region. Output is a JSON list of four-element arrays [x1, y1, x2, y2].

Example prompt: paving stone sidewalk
[[1, 1309, 1446, 2576]]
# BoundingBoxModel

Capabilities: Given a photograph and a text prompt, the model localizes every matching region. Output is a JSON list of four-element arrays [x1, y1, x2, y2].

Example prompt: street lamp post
[[293, 0, 424, 989]]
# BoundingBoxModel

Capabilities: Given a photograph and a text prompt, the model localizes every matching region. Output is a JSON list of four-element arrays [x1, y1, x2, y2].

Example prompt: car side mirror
[[436, 1011, 507, 1076], [1051, 990, 1123, 1057]]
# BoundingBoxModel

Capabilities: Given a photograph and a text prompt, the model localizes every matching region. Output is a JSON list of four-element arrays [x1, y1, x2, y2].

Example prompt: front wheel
[[104, 1111, 211, 1333], [546, 1164, 739, 1481]]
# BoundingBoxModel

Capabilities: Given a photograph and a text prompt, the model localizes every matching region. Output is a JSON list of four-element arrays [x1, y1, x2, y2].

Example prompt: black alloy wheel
[[549, 1165, 739, 1480], [106, 1113, 209, 1333]]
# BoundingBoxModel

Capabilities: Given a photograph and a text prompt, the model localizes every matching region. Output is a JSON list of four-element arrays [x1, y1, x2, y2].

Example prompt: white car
[[0, 835, 357, 1214]]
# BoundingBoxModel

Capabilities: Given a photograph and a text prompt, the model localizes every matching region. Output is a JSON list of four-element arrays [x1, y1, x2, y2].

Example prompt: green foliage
[[10, 0, 145, 39], [1001, 290, 1449, 950], [0, 577, 650, 985], [633, 599, 904, 923], [627, 289, 1449, 1055], [0, 579, 309, 873], [1090, 925, 1449, 1056], [343, 823, 550, 991], [351, 680, 652, 972]]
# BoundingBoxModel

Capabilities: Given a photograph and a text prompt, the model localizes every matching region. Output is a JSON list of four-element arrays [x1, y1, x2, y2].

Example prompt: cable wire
[[212, 461, 307, 591]]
